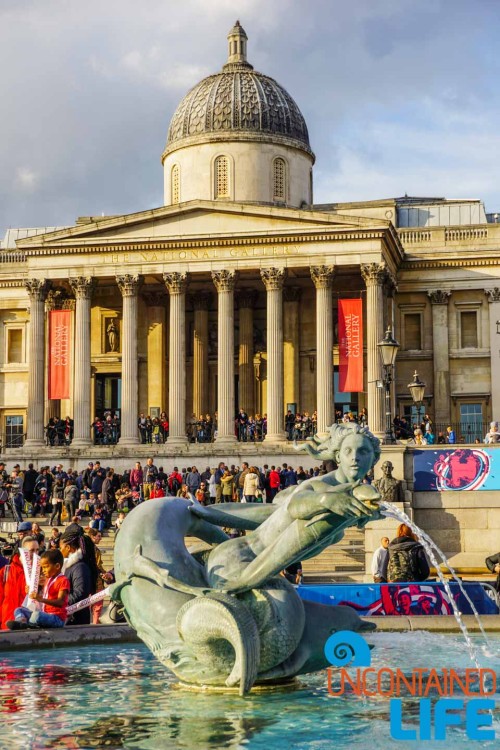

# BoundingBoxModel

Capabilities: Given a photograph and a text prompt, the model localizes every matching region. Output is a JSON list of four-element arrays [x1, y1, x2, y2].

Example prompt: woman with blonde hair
[[243, 466, 259, 503]]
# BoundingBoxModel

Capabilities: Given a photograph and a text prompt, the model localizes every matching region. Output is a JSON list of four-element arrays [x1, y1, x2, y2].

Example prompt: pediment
[[16, 200, 391, 250]]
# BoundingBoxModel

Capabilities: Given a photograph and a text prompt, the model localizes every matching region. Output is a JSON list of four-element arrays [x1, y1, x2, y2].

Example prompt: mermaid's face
[[337, 433, 374, 481]]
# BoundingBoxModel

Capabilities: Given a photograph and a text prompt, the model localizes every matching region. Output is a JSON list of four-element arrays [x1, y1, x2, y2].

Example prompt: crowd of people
[[0, 520, 113, 630]]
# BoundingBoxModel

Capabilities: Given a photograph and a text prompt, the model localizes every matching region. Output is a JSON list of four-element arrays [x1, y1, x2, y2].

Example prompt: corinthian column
[[192, 292, 211, 418], [485, 288, 500, 421], [24, 279, 50, 448], [163, 272, 188, 445], [117, 274, 142, 445], [261, 267, 286, 442], [428, 289, 452, 424], [283, 287, 301, 412], [69, 277, 94, 447], [311, 265, 335, 435], [212, 270, 238, 444], [237, 289, 257, 415], [361, 263, 386, 438]]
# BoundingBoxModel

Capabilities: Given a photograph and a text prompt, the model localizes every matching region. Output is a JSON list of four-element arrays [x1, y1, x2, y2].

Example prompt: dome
[[164, 21, 313, 159]]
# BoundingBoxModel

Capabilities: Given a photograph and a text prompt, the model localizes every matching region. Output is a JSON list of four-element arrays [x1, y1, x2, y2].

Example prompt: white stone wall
[[163, 141, 313, 208]]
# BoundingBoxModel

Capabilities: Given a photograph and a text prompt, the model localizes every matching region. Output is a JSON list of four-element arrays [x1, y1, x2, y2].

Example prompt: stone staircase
[[301, 527, 366, 582]]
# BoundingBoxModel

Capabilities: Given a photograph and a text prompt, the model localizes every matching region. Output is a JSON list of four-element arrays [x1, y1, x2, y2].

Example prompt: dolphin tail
[[176, 592, 260, 696]]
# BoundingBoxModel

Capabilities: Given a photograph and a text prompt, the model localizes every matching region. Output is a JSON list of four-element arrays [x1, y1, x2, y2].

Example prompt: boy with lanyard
[[7, 549, 70, 629]]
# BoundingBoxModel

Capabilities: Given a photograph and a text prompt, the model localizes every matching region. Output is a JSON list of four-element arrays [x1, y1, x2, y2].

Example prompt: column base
[[264, 432, 287, 444], [70, 439, 92, 449], [214, 436, 239, 448], [118, 436, 141, 447], [167, 437, 188, 449], [23, 439, 46, 450]]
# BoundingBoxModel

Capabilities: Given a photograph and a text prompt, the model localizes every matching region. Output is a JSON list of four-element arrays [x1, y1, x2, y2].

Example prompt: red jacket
[[1, 554, 27, 629], [269, 470, 281, 489]]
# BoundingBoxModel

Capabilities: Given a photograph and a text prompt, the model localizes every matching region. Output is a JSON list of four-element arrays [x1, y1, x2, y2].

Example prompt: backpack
[[387, 544, 423, 582]]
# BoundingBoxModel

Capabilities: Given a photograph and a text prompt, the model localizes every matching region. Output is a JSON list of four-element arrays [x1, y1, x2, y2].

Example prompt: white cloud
[[14, 167, 38, 192], [0, 0, 499, 233]]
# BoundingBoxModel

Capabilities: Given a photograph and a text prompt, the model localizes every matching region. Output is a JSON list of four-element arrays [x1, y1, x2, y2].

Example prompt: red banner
[[338, 299, 363, 392], [48, 310, 71, 399]]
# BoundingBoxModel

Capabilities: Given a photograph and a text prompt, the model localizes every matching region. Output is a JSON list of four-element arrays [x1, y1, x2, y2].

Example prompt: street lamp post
[[408, 370, 426, 429], [377, 326, 400, 444]]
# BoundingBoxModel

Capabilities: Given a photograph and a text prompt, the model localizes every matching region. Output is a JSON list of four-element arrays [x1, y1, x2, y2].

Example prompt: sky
[[1, 0, 500, 237]]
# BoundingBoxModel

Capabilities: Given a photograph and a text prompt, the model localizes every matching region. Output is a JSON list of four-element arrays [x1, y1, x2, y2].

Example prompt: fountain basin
[[1, 635, 499, 749]]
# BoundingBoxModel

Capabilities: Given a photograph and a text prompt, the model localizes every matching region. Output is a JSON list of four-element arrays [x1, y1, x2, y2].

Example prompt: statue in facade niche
[[106, 319, 119, 352], [373, 460, 404, 504], [112, 422, 382, 695]]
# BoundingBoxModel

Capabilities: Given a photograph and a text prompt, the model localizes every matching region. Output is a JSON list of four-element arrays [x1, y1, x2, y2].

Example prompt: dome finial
[[227, 20, 249, 66]]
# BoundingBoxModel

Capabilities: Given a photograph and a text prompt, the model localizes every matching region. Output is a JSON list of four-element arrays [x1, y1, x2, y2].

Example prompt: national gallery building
[[1, 22, 500, 456]]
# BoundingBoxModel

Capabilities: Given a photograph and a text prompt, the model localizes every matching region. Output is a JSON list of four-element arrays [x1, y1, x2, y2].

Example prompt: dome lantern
[[225, 20, 251, 69]]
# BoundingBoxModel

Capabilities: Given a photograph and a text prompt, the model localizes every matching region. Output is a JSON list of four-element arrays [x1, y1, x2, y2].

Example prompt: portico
[[8, 201, 403, 450]]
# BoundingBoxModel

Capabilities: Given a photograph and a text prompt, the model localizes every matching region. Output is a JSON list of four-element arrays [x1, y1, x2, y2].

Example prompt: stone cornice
[[17, 228, 396, 256], [402, 257, 500, 270]]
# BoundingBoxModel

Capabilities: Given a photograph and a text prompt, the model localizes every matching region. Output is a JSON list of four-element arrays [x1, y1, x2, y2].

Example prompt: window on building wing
[[171, 164, 180, 203], [7, 328, 23, 363], [273, 157, 287, 202], [403, 313, 422, 350], [214, 156, 229, 199], [460, 311, 478, 348]]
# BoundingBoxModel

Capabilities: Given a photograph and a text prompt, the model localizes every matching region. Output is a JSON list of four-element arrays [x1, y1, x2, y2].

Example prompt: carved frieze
[[360, 262, 387, 286], [25, 278, 50, 301], [212, 270, 238, 293], [427, 290, 451, 305], [485, 288, 500, 303], [191, 291, 212, 311], [69, 276, 95, 300], [260, 267, 286, 291], [116, 274, 143, 297], [236, 289, 258, 309], [310, 265, 335, 289], [163, 272, 188, 295]]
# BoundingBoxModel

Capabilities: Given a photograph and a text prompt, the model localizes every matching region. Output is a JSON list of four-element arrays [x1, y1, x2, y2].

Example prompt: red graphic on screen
[[433, 449, 490, 491]]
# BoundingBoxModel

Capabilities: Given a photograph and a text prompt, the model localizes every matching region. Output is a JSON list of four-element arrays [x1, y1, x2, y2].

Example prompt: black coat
[[66, 559, 92, 625], [485, 552, 500, 592]]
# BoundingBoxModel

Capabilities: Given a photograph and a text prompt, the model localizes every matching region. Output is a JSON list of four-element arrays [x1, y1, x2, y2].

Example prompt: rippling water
[[0, 632, 499, 750]]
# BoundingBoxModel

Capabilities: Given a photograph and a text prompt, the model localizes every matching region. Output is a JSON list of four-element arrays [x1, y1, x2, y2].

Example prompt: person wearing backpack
[[387, 523, 430, 583]]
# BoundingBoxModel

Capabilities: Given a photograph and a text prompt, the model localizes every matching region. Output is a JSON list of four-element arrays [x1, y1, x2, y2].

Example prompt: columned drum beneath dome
[[162, 22, 315, 208]]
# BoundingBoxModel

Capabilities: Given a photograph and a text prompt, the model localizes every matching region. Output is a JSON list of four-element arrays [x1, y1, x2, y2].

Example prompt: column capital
[[163, 272, 188, 295], [283, 286, 301, 303], [212, 269, 238, 292], [69, 276, 95, 300], [385, 269, 398, 297], [116, 274, 143, 297], [310, 265, 335, 289], [25, 278, 50, 301], [260, 266, 286, 291], [428, 289, 451, 305], [236, 288, 258, 309], [142, 288, 167, 307], [485, 287, 500, 303], [191, 291, 212, 311], [46, 289, 66, 310], [360, 262, 387, 286]]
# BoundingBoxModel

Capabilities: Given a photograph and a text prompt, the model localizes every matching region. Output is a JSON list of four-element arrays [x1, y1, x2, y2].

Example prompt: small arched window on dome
[[273, 157, 287, 203], [214, 155, 230, 199], [171, 164, 180, 204]]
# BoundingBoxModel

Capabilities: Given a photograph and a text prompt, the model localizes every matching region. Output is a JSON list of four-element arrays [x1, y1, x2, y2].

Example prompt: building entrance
[[95, 374, 121, 417]]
